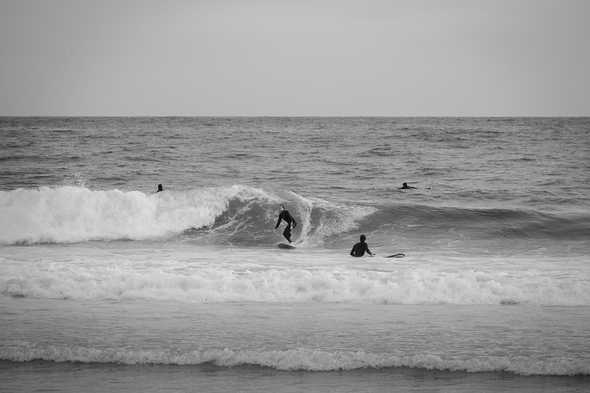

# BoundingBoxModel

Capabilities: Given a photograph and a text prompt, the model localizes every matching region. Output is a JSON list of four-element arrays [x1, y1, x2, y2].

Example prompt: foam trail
[[2, 344, 588, 376], [2, 262, 588, 305]]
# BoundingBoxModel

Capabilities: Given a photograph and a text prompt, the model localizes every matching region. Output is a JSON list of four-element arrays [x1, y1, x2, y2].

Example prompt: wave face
[[358, 204, 590, 242], [1, 185, 588, 246], [2, 344, 588, 376], [0, 185, 372, 245]]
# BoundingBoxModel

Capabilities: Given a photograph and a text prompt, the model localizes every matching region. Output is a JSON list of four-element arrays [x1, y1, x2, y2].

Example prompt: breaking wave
[[2, 344, 588, 376], [0, 185, 371, 245], [1, 185, 588, 246]]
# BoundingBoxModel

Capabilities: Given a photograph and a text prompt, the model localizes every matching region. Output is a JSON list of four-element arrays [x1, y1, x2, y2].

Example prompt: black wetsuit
[[350, 241, 372, 257], [275, 210, 297, 242]]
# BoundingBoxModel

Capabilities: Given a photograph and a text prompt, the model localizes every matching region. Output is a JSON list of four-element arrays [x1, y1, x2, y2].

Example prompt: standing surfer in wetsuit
[[350, 234, 374, 257], [275, 205, 297, 243]]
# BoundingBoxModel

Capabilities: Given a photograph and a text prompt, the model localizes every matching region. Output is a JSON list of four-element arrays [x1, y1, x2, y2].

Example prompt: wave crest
[[0, 185, 254, 244]]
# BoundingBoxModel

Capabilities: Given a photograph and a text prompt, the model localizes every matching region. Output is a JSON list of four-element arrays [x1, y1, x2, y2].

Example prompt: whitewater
[[1, 117, 589, 392]]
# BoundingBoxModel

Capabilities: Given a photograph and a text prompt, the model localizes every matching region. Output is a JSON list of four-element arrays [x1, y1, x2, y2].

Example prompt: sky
[[0, 0, 589, 116]]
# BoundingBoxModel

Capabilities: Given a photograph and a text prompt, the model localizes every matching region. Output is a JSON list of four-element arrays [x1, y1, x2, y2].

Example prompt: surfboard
[[278, 243, 296, 249], [384, 253, 405, 258]]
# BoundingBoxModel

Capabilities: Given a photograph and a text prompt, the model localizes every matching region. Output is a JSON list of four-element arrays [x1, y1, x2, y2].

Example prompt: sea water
[[0, 117, 589, 392]]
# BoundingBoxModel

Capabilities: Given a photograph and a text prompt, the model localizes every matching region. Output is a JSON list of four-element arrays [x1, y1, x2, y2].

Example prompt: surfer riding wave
[[275, 205, 297, 243]]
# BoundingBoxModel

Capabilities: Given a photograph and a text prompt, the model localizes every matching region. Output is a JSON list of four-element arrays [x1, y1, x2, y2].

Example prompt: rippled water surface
[[1, 117, 589, 392]]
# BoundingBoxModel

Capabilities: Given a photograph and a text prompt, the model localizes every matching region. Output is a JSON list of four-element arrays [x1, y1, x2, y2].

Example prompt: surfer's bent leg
[[283, 226, 292, 243]]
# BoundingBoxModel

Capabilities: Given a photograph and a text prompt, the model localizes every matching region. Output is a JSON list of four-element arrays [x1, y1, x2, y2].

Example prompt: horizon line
[[1, 114, 589, 118]]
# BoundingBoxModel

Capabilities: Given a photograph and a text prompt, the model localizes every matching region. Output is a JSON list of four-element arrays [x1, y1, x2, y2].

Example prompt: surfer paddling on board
[[350, 234, 374, 257], [400, 182, 416, 190], [275, 205, 297, 243]]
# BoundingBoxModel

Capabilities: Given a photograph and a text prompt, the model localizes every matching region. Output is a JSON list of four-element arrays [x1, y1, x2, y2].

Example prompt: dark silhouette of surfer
[[275, 205, 297, 243], [350, 234, 374, 257], [400, 182, 416, 190], [156, 184, 164, 193]]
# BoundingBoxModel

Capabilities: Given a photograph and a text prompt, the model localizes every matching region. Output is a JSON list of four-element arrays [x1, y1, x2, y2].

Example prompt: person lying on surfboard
[[275, 205, 297, 243], [400, 182, 416, 190], [350, 234, 374, 257]]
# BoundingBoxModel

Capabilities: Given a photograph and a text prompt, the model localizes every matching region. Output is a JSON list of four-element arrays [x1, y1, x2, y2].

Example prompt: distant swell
[[361, 204, 590, 241], [2, 344, 588, 376]]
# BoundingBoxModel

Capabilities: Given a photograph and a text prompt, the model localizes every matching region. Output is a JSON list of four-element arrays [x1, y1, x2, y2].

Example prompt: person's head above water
[[402, 182, 408, 188], [360, 234, 366, 242], [157, 184, 163, 192]]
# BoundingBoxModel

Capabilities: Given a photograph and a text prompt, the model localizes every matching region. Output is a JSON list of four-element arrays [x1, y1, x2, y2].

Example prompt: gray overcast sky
[[0, 0, 588, 116]]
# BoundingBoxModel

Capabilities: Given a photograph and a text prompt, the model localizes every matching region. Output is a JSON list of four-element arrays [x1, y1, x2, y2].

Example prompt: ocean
[[0, 117, 589, 392]]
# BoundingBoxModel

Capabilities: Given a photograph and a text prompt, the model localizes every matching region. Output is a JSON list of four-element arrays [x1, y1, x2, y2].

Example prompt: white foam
[[2, 258, 588, 306], [286, 191, 375, 246], [0, 185, 276, 244], [2, 343, 588, 376]]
